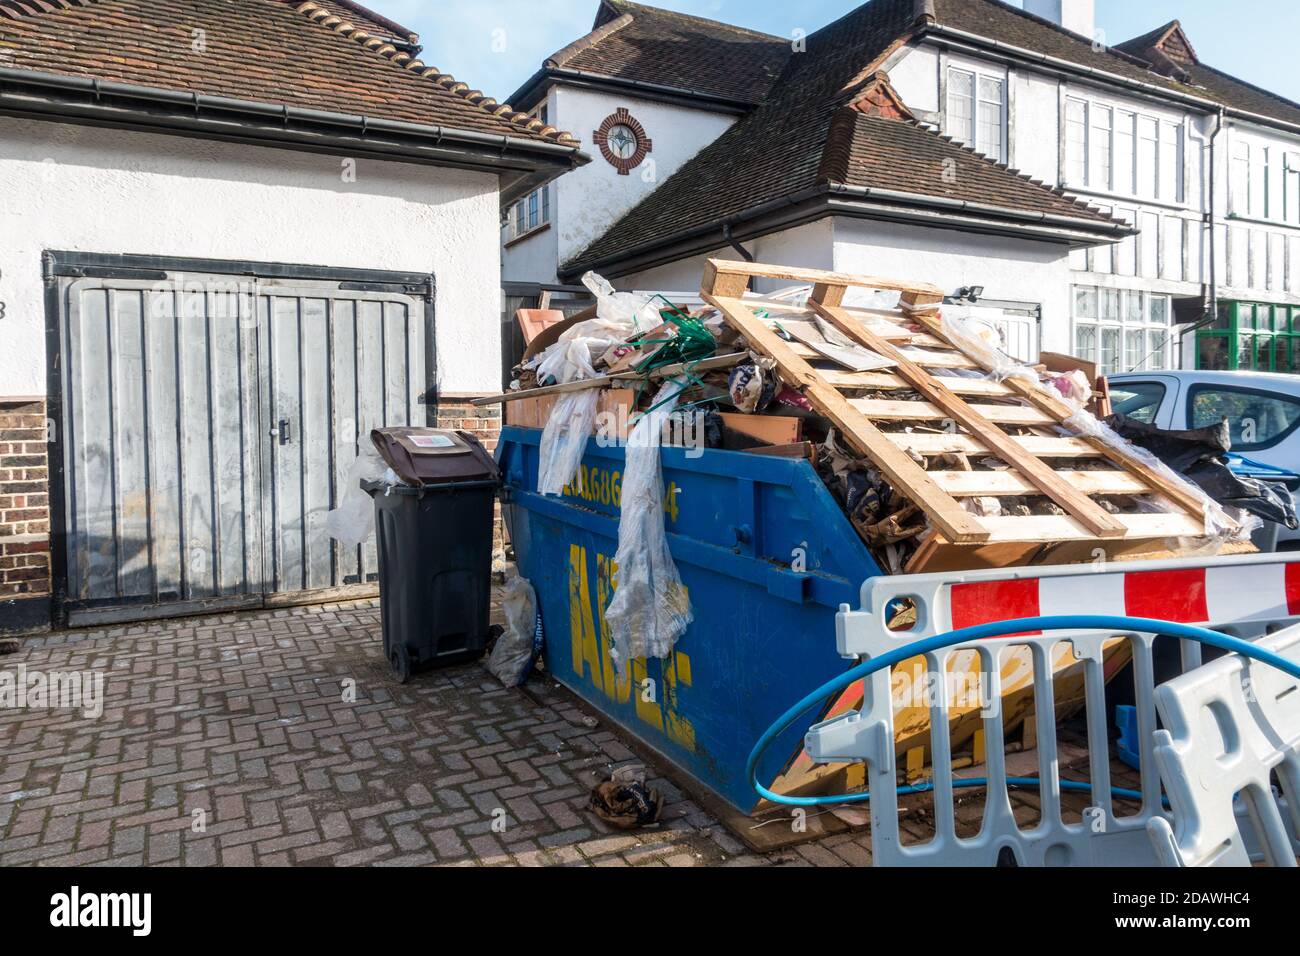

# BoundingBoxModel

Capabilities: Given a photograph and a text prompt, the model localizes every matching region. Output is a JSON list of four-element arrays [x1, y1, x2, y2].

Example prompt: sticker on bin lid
[[409, 435, 456, 448]]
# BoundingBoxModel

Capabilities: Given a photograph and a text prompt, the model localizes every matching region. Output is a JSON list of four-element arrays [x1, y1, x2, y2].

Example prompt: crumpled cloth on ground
[[587, 765, 663, 829]]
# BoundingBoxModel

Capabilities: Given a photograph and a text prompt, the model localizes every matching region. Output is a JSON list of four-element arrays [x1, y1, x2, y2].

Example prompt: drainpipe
[[1207, 108, 1225, 335], [1179, 107, 1226, 363], [721, 222, 754, 262]]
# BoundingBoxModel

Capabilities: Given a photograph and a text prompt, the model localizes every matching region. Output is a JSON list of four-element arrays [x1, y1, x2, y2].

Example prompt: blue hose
[[748, 614, 1300, 808]]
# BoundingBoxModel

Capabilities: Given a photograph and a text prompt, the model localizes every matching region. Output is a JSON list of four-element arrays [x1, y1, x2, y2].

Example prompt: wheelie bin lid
[[370, 427, 499, 487]]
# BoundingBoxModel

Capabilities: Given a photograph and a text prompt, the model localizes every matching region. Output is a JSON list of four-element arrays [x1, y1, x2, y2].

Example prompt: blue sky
[[378, 0, 1300, 106]]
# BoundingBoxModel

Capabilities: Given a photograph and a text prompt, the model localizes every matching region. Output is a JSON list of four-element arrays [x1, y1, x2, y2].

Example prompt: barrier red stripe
[[950, 579, 1041, 636], [1123, 568, 1209, 623], [1287, 563, 1300, 616]]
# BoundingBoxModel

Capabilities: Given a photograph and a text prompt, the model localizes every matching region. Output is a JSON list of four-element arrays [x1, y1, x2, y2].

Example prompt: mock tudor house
[[0, 0, 587, 631], [502, 0, 1300, 380]]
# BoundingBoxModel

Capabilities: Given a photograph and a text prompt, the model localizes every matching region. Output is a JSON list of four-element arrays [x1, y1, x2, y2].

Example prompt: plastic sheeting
[[535, 271, 663, 496], [487, 567, 542, 687], [940, 306, 1249, 544], [324, 440, 404, 546], [604, 378, 694, 674]]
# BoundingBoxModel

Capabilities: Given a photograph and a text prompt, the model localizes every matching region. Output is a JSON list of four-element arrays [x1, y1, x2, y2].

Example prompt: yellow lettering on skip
[[565, 544, 696, 752], [568, 544, 602, 688]]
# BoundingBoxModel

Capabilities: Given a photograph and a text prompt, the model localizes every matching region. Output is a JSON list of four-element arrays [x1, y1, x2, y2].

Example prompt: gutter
[[923, 24, 1300, 139], [0, 66, 590, 169], [826, 183, 1135, 235], [560, 183, 1131, 280]]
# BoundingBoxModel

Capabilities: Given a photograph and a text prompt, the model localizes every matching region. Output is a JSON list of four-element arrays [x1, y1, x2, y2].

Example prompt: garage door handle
[[270, 419, 292, 445]]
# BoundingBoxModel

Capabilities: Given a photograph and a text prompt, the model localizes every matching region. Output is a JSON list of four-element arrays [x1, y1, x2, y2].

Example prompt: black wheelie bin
[[365, 427, 500, 682]]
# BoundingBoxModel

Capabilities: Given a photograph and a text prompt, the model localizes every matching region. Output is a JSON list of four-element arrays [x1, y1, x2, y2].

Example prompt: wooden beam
[[472, 352, 747, 406], [899, 295, 1222, 531], [931, 469, 1148, 497], [701, 259, 750, 298], [703, 293, 990, 544], [704, 258, 944, 298], [811, 299, 1127, 539], [849, 398, 1054, 425], [822, 370, 1012, 396], [976, 512, 1207, 544], [888, 433, 1103, 457]]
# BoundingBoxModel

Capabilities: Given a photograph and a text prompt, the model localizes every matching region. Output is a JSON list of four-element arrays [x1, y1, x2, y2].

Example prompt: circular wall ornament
[[593, 107, 653, 175]]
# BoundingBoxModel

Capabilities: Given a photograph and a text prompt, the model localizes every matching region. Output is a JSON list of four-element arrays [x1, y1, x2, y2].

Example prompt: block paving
[[0, 596, 875, 867]]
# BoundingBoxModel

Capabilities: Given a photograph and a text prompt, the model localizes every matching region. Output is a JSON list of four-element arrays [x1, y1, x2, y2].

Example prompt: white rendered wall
[[615, 220, 836, 296], [0, 117, 504, 397], [832, 218, 1076, 353], [552, 86, 736, 269]]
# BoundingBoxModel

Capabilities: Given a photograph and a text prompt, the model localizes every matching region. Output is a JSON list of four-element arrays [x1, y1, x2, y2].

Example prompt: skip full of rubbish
[[480, 260, 1273, 592]]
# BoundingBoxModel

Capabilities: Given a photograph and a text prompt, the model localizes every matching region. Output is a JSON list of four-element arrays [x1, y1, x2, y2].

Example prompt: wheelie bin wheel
[[390, 644, 413, 684]]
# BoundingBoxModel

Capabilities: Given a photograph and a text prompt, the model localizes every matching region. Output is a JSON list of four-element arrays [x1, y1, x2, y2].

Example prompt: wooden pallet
[[700, 259, 1232, 571]]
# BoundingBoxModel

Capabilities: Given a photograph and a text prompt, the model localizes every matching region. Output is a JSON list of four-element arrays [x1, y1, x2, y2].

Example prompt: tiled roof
[[565, 0, 1300, 276], [563, 0, 1122, 275], [544, 0, 791, 105], [0, 0, 578, 144], [825, 83, 1119, 226], [935, 1, 1300, 130], [1114, 19, 1300, 129]]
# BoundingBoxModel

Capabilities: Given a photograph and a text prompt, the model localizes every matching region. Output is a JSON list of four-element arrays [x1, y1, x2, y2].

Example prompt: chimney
[[1022, 0, 1095, 41]]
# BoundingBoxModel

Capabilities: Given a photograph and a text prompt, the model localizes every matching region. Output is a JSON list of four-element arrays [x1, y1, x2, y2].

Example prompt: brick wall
[[0, 399, 51, 602], [436, 397, 504, 553], [435, 398, 502, 452]]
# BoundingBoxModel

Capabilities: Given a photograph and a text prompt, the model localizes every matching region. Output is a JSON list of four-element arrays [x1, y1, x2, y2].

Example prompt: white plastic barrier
[[1147, 625, 1300, 867], [806, 553, 1300, 866]]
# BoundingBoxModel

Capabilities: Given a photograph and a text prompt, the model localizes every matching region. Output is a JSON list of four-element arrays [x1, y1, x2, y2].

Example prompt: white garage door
[[52, 256, 435, 625]]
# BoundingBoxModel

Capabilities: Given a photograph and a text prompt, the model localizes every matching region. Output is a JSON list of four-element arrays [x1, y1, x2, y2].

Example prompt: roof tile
[[0, 0, 580, 144]]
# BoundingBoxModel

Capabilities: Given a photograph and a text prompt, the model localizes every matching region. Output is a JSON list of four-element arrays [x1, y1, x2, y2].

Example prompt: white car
[[1108, 369, 1300, 544]]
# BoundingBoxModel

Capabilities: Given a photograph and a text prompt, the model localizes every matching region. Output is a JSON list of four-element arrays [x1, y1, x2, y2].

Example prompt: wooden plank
[[473, 352, 747, 406], [812, 300, 1127, 539], [507, 389, 635, 436], [895, 348, 978, 369], [718, 412, 802, 445], [702, 259, 750, 298], [887, 433, 1103, 457], [703, 258, 944, 298], [516, 308, 565, 345], [740, 441, 816, 460], [702, 293, 989, 544], [849, 398, 1054, 425], [900, 296, 1221, 530], [931, 469, 1148, 497], [822, 369, 1013, 396], [979, 512, 1207, 543]]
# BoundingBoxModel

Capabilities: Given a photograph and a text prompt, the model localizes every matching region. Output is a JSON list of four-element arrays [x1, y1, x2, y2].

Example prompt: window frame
[[1108, 380, 1168, 424], [1070, 284, 1173, 373], [506, 103, 553, 242], [946, 65, 1006, 162]]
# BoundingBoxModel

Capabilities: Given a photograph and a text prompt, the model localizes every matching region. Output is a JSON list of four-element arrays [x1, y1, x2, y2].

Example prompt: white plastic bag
[[538, 389, 601, 496], [605, 379, 694, 674], [534, 271, 664, 494], [487, 567, 540, 687], [324, 440, 393, 546], [582, 271, 662, 332]]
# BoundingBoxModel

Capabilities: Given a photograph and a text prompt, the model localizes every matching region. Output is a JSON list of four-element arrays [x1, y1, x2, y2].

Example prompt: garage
[[49, 254, 433, 625], [0, 0, 586, 632]]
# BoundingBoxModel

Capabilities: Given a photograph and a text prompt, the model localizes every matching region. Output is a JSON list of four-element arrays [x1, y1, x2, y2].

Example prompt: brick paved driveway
[[0, 598, 871, 867]]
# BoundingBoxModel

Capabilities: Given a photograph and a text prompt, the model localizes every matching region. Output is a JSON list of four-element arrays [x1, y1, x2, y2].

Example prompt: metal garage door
[[52, 257, 434, 625]]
